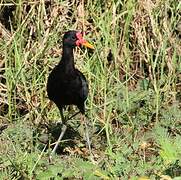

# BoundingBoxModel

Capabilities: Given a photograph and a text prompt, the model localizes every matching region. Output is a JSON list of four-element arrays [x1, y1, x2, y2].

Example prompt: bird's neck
[[60, 46, 75, 72]]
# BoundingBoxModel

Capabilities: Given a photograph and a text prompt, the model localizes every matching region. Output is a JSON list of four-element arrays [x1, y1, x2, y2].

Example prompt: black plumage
[[47, 42, 88, 114], [47, 30, 94, 158]]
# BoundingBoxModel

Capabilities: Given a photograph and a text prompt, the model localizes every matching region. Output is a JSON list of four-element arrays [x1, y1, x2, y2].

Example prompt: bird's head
[[63, 30, 94, 49]]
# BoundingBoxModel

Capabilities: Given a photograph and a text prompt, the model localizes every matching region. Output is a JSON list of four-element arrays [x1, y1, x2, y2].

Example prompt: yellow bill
[[82, 41, 94, 49]]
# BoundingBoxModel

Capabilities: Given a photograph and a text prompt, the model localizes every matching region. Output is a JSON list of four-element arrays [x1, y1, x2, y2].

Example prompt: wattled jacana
[[47, 30, 94, 158]]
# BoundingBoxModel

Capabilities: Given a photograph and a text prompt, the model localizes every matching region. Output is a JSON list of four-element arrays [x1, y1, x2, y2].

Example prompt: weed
[[0, 0, 181, 179]]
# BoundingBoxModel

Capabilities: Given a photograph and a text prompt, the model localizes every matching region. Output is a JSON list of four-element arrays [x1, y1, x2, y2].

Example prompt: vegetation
[[0, 0, 181, 179]]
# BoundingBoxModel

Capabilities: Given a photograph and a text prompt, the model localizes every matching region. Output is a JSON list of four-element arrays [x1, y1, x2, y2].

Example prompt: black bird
[[47, 30, 94, 157]]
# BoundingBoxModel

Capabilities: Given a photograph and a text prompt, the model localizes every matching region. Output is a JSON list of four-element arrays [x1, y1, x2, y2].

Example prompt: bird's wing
[[76, 70, 88, 101]]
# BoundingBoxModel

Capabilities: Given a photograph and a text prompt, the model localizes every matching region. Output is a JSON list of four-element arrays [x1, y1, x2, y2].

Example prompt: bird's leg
[[81, 114, 93, 157], [49, 108, 67, 161], [67, 110, 81, 120]]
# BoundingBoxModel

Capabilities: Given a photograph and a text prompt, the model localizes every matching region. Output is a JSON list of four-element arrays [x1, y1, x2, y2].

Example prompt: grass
[[0, 0, 181, 179]]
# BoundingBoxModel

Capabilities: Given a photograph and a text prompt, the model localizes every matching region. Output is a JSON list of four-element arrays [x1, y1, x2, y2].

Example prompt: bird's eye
[[71, 36, 76, 41]]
